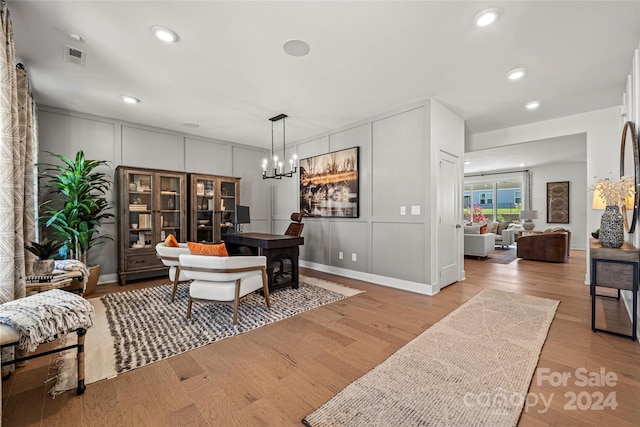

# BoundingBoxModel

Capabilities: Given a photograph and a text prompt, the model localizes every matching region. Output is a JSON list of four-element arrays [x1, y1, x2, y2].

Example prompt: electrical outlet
[[352, 253, 357, 262], [400, 206, 406, 215], [338, 251, 343, 260], [411, 205, 420, 215]]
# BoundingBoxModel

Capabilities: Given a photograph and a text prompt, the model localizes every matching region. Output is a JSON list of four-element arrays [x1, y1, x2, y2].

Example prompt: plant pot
[[84, 265, 100, 296], [33, 259, 55, 275]]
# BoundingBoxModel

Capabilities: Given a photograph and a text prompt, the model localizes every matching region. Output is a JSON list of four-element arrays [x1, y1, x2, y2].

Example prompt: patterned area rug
[[489, 247, 518, 264], [51, 275, 362, 394], [303, 289, 559, 427]]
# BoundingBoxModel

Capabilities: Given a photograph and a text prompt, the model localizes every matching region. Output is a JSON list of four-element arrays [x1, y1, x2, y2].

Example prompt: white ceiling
[[7, 1, 640, 154]]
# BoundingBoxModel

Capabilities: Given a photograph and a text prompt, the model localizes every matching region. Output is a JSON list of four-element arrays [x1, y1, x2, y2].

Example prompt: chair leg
[[261, 267, 271, 308], [186, 298, 193, 319], [171, 266, 181, 302], [233, 279, 242, 325]]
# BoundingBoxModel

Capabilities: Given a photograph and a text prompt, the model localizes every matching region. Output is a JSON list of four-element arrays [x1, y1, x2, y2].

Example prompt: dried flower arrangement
[[591, 175, 635, 206]]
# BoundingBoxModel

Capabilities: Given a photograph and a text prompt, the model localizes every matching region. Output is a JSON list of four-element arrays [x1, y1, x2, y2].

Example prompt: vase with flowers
[[591, 175, 635, 247]]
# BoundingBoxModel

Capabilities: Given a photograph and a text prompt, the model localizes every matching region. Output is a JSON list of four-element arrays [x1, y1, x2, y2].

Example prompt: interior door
[[438, 151, 461, 288]]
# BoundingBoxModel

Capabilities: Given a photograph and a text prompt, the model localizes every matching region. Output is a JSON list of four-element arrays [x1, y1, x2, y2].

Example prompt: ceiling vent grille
[[64, 45, 86, 66]]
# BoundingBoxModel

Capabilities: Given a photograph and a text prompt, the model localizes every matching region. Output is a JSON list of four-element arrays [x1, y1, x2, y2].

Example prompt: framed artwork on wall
[[546, 181, 570, 223], [299, 147, 359, 218]]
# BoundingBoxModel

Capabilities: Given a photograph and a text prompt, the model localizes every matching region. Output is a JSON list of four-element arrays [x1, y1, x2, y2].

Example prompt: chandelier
[[262, 113, 297, 179]]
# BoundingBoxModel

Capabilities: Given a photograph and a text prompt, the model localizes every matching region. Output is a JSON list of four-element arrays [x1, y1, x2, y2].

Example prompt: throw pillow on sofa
[[497, 221, 509, 235]]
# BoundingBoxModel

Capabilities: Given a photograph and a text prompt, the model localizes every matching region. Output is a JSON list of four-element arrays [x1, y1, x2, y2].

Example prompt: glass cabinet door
[[220, 181, 237, 236], [159, 174, 184, 243], [127, 172, 153, 250], [194, 177, 216, 243]]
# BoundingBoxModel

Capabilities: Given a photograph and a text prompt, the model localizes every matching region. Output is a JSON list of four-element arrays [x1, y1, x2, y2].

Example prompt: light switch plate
[[352, 253, 357, 262], [339, 251, 344, 260], [411, 205, 420, 215], [400, 206, 406, 215]]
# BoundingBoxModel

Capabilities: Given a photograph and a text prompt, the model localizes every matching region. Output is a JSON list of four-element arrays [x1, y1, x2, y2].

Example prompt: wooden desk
[[589, 239, 638, 340], [222, 232, 304, 292]]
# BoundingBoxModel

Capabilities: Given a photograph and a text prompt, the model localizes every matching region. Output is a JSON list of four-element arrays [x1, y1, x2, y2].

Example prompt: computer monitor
[[236, 205, 250, 233]]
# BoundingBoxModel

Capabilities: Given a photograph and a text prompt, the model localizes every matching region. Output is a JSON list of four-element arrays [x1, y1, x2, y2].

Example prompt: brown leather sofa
[[516, 231, 571, 263]]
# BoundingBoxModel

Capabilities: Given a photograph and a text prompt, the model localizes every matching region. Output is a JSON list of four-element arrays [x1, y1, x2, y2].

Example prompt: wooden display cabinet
[[116, 166, 187, 284], [187, 174, 240, 243]]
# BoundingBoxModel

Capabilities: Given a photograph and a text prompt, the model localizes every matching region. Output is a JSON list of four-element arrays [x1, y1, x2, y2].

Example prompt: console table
[[589, 239, 638, 340], [222, 232, 304, 292]]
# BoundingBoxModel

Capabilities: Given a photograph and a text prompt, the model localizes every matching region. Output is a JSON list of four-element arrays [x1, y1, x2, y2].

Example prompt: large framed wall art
[[299, 147, 359, 218], [546, 181, 570, 223]]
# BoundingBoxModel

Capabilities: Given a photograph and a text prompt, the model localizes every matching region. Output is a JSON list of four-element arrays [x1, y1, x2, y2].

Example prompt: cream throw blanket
[[0, 289, 94, 352]]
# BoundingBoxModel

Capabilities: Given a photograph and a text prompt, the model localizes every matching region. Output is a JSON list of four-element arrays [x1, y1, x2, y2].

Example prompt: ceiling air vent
[[64, 45, 86, 66]]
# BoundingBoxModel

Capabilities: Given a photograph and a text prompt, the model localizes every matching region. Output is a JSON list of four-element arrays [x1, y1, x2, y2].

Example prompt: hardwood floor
[[2, 250, 639, 426]]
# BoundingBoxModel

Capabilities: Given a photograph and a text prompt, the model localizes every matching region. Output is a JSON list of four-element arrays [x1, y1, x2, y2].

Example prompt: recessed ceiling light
[[507, 68, 527, 81], [464, 161, 471, 165], [519, 163, 526, 167], [182, 122, 199, 128], [69, 33, 82, 42], [120, 95, 140, 104], [283, 40, 310, 57], [151, 25, 179, 43], [525, 101, 541, 110], [475, 9, 499, 27]]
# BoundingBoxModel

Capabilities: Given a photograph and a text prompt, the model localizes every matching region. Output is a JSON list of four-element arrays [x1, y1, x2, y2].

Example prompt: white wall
[[273, 99, 465, 296]]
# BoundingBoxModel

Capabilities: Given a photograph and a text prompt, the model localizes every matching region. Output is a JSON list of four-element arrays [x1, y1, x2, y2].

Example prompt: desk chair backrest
[[285, 212, 304, 237]]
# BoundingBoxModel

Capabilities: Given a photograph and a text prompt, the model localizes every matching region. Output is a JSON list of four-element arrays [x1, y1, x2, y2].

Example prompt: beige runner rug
[[303, 289, 559, 427]]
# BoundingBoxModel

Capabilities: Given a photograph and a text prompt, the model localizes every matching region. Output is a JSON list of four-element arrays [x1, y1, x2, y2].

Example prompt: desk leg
[[292, 247, 300, 289], [633, 288, 638, 341]]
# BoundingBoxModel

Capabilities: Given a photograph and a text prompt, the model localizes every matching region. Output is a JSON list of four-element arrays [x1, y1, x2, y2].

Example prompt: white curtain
[[522, 171, 533, 210]]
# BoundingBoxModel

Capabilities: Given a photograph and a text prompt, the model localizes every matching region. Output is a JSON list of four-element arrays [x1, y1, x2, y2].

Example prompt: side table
[[589, 239, 638, 340]]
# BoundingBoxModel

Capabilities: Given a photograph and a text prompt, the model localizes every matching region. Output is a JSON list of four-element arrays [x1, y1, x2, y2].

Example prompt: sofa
[[516, 230, 571, 263], [463, 223, 495, 257], [464, 233, 495, 257]]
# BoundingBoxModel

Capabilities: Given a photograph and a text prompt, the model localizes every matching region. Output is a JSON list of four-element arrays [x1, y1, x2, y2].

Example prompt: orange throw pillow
[[479, 224, 488, 234], [164, 234, 179, 247], [187, 242, 229, 257]]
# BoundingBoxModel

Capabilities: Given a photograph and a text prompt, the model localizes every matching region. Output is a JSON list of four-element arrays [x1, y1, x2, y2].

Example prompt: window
[[464, 177, 523, 223]]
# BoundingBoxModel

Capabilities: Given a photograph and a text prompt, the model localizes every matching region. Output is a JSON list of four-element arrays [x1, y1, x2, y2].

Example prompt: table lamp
[[520, 210, 538, 230]]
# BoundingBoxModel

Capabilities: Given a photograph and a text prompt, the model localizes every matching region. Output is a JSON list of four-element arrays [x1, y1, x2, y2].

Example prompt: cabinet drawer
[[126, 253, 163, 271]]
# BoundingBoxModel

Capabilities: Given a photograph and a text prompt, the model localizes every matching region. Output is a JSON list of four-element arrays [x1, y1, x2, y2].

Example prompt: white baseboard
[[299, 261, 437, 296]]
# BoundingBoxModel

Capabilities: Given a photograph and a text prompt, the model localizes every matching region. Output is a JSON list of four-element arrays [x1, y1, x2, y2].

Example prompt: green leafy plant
[[38, 150, 114, 265], [24, 238, 63, 260]]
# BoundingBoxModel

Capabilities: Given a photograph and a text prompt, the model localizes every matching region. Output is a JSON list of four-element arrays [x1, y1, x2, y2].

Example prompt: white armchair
[[178, 254, 271, 324], [494, 229, 516, 248], [155, 242, 191, 302]]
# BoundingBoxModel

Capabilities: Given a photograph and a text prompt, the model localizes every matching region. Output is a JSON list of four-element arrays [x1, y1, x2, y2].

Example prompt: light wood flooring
[[2, 249, 640, 426]]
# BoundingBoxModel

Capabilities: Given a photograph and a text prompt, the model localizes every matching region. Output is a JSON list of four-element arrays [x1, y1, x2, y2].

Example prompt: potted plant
[[38, 150, 114, 295], [24, 238, 63, 275]]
